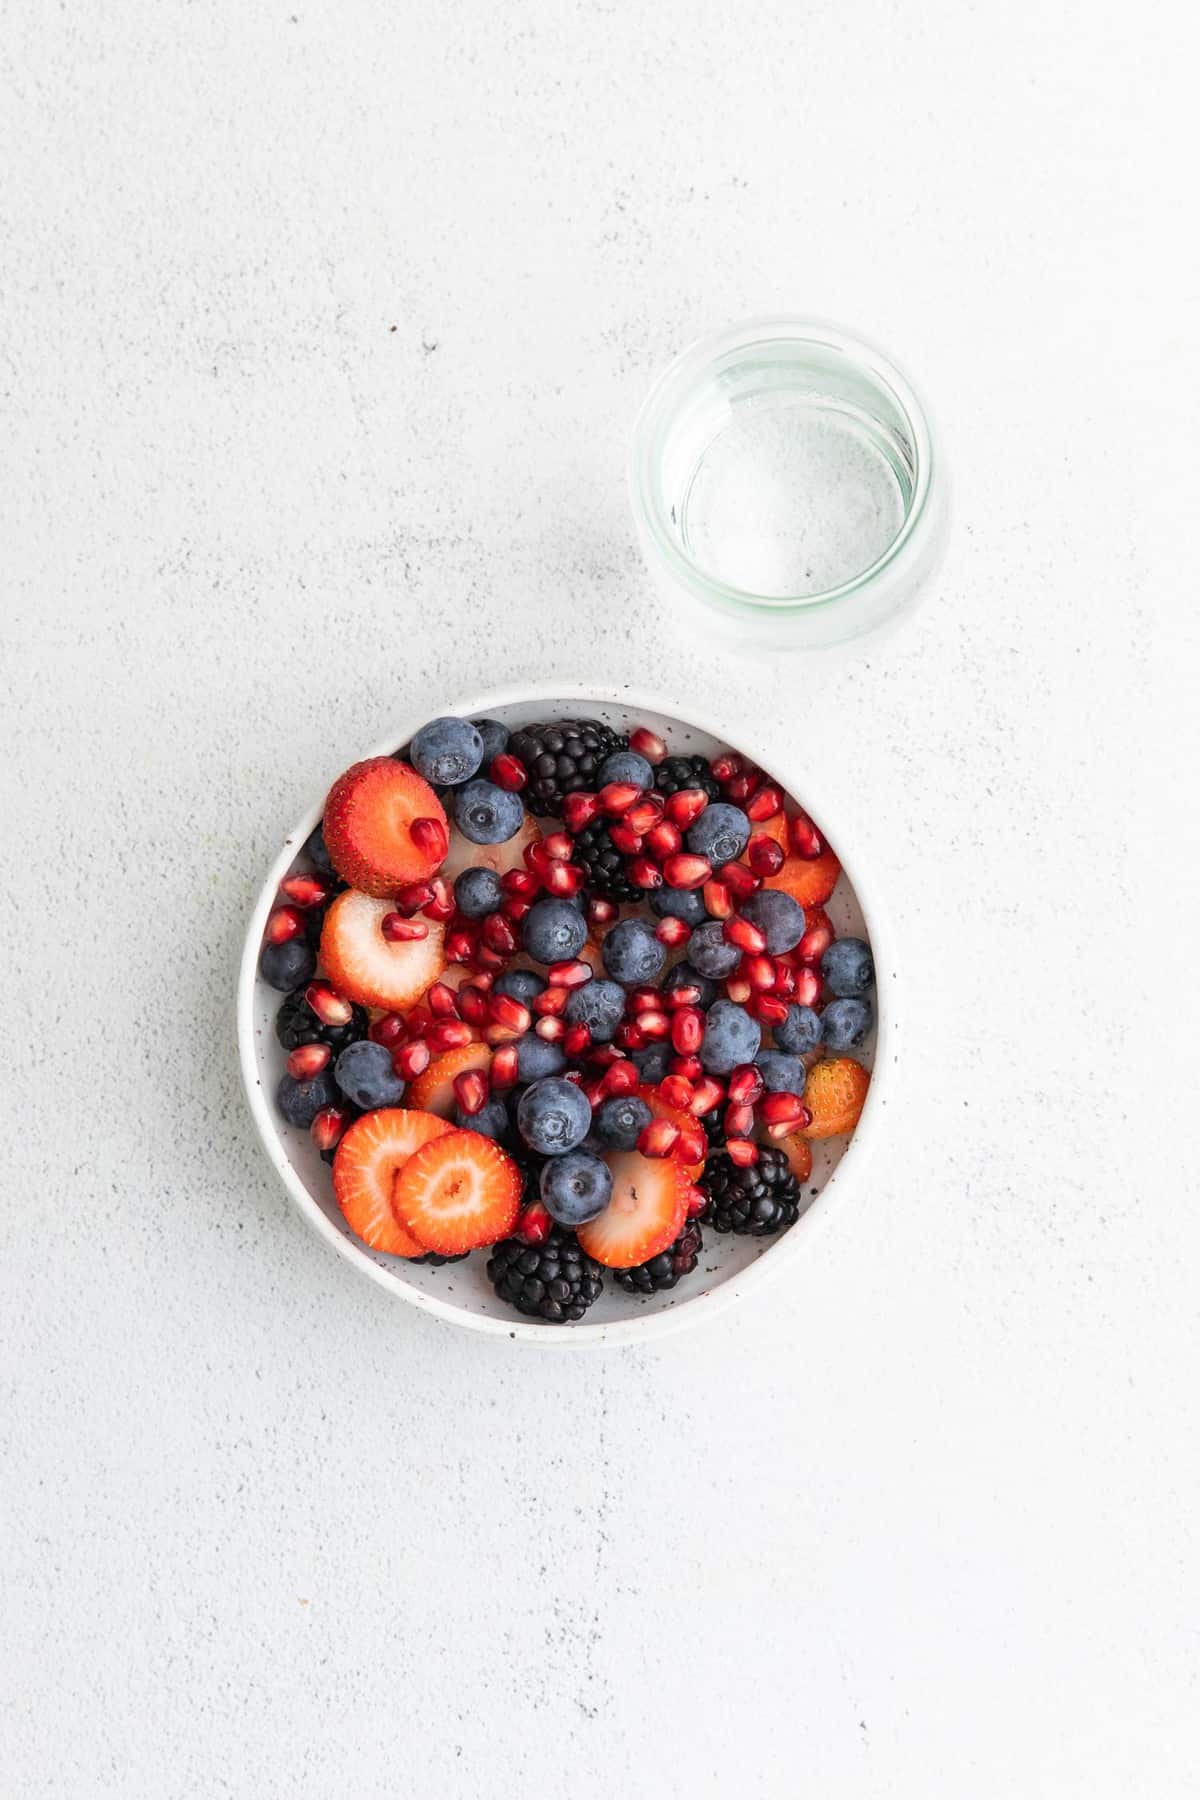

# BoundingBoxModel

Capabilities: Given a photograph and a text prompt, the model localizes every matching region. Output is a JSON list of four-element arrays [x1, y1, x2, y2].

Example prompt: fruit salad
[[257, 714, 874, 1323]]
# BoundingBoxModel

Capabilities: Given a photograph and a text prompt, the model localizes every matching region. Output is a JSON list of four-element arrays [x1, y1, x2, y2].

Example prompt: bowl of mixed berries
[[238, 689, 885, 1342]]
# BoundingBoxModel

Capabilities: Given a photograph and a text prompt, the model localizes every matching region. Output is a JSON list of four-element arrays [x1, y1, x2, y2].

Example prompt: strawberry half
[[332, 1107, 453, 1255], [576, 1150, 687, 1269], [408, 1041, 492, 1119], [320, 889, 446, 1011], [393, 1129, 522, 1254], [323, 758, 448, 896], [764, 846, 841, 910]]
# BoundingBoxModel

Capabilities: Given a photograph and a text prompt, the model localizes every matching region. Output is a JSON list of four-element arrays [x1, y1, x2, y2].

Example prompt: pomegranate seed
[[599, 781, 643, 815], [724, 771, 761, 805], [601, 1059, 640, 1096], [767, 1112, 812, 1139], [614, 1020, 647, 1051], [790, 810, 825, 859], [562, 791, 601, 832], [265, 905, 305, 945], [474, 946, 505, 972], [392, 1039, 431, 1080], [501, 895, 532, 925], [702, 880, 733, 919], [662, 852, 712, 891], [725, 915, 768, 955], [665, 788, 709, 828], [444, 927, 475, 963], [473, 969, 495, 991], [427, 981, 460, 1018], [481, 912, 518, 955], [719, 861, 760, 900], [728, 1065, 765, 1106], [405, 1005, 431, 1039], [410, 816, 449, 861], [627, 856, 664, 889], [562, 1068, 584, 1087], [746, 782, 784, 822], [711, 753, 741, 783], [422, 878, 455, 922], [658, 1073, 694, 1110], [394, 880, 434, 915], [535, 1015, 564, 1042], [497, 868, 534, 898], [281, 873, 331, 909], [305, 982, 352, 1027], [797, 915, 834, 964], [563, 1022, 592, 1058], [675, 1123, 707, 1165], [645, 821, 683, 862], [684, 1183, 707, 1219], [482, 1020, 514, 1045], [638, 1118, 680, 1158], [287, 1043, 330, 1079], [310, 1106, 349, 1154], [581, 1076, 607, 1108], [629, 726, 667, 764], [587, 896, 617, 927], [665, 982, 702, 1009], [689, 1076, 726, 1116], [772, 959, 797, 997], [793, 966, 821, 1008], [532, 985, 569, 1017], [542, 830, 573, 862], [489, 751, 527, 791], [370, 1011, 407, 1048], [761, 1090, 808, 1127], [625, 985, 657, 1015], [608, 823, 644, 856], [747, 834, 786, 877], [427, 1019, 473, 1052], [543, 860, 585, 897], [588, 1042, 621, 1067], [669, 1053, 703, 1082], [671, 1006, 705, 1055], [515, 1202, 553, 1246], [490, 1044, 519, 1088], [382, 913, 430, 942], [453, 1070, 490, 1116], [725, 1100, 756, 1138], [625, 796, 665, 835], [724, 976, 752, 1004], [654, 915, 691, 949], [639, 1009, 670, 1039], [742, 952, 776, 991], [548, 959, 593, 989], [752, 993, 790, 1025], [489, 993, 532, 1035], [726, 1137, 759, 1167]]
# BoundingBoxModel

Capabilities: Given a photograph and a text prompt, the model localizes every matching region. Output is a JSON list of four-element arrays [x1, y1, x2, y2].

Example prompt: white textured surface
[[2, 4, 1195, 1796]]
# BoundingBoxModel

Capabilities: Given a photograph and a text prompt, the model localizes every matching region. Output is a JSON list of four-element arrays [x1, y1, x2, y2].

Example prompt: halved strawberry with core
[[320, 889, 446, 1010], [637, 1084, 705, 1180], [332, 1107, 452, 1255], [408, 1041, 492, 1119], [323, 758, 448, 896], [440, 813, 542, 880], [764, 845, 841, 910], [393, 1129, 522, 1254], [576, 1151, 687, 1268]]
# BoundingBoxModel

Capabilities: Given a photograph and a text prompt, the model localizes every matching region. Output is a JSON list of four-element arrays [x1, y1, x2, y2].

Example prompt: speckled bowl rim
[[237, 683, 896, 1346]]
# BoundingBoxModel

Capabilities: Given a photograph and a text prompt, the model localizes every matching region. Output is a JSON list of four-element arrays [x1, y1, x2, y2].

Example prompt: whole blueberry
[[631, 1042, 672, 1084], [822, 937, 874, 997], [494, 968, 547, 1006], [663, 960, 717, 1009], [454, 866, 504, 919], [260, 937, 317, 992], [517, 1077, 592, 1156], [514, 1033, 567, 1081], [454, 1094, 510, 1140], [740, 889, 806, 955], [564, 978, 626, 1043], [699, 1000, 761, 1074], [593, 1095, 653, 1151], [651, 885, 708, 927], [754, 1049, 807, 1095], [522, 897, 588, 965], [275, 1067, 339, 1128], [598, 749, 654, 789], [473, 718, 510, 764], [304, 824, 333, 874], [687, 802, 751, 866], [821, 997, 873, 1051], [334, 1040, 407, 1110], [540, 1150, 613, 1226], [455, 780, 526, 845], [410, 716, 484, 787], [687, 921, 741, 980], [774, 1003, 822, 1055], [602, 917, 666, 986]]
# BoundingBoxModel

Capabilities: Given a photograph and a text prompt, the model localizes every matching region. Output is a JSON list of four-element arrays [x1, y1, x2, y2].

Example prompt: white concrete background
[[2, 2, 1196, 1795]]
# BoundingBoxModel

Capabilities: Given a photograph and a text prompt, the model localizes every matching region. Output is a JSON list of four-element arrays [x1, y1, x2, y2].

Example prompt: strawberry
[[764, 844, 841, 910], [332, 1107, 452, 1255], [393, 1129, 522, 1254], [408, 1041, 492, 1119], [637, 1084, 705, 1179], [774, 1129, 813, 1184], [803, 1057, 869, 1139], [439, 812, 542, 880], [320, 889, 446, 1011], [322, 758, 448, 895], [576, 1151, 687, 1269]]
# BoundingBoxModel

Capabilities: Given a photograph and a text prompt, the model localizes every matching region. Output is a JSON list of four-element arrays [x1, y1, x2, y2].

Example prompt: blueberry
[[455, 780, 526, 845], [564, 978, 626, 1043], [687, 921, 741, 980], [275, 1067, 339, 1128], [662, 960, 717, 1009], [631, 1042, 672, 1084], [774, 1003, 822, 1055], [821, 937, 874, 997], [517, 1077, 592, 1156], [650, 885, 709, 927], [494, 968, 547, 1005], [593, 1095, 653, 1151], [522, 897, 588, 965], [540, 1150, 613, 1225], [410, 716, 484, 787], [304, 824, 333, 874], [454, 1094, 510, 1140], [598, 749, 654, 789], [686, 802, 751, 866], [473, 718, 510, 764], [821, 997, 873, 1051], [260, 937, 317, 992], [602, 917, 666, 986], [514, 1033, 567, 1081], [333, 1040, 406, 1109], [740, 889, 806, 954], [754, 1049, 807, 1095], [699, 1000, 761, 1074], [454, 866, 504, 919]]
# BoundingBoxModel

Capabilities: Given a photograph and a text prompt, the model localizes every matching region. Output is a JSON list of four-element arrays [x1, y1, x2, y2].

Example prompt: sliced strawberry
[[774, 1129, 813, 1185], [764, 845, 841, 910], [320, 889, 446, 1011], [576, 1151, 687, 1268], [439, 812, 542, 880], [393, 1129, 522, 1254], [637, 1084, 705, 1180], [332, 1107, 452, 1255], [408, 1041, 492, 1119], [323, 758, 448, 896]]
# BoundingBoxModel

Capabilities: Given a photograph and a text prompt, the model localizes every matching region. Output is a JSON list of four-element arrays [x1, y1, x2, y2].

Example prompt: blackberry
[[698, 1108, 725, 1151], [275, 987, 369, 1055], [700, 1146, 802, 1236], [654, 753, 721, 803], [487, 1225, 604, 1323], [614, 1221, 704, 1295], [572, 818, 641, 902], [508, 719, 628, 815], [413, 1251, 468, 1266]]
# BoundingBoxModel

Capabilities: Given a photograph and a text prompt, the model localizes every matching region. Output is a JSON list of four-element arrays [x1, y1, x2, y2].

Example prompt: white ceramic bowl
[[237, 685, 894, 1345]]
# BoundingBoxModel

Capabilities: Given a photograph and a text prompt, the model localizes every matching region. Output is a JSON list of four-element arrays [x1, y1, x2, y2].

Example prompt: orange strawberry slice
[[409, 1041, 492, 1119], [577, 1150, 687, 1268], [393, 1129, 523, 1254], [774, 1129, 813, 1184], [803, 1058, 869, 1138], [323, 758, 448, 896], [440, 812, 542, 880], [332, 1107, 453, 1255], [765, 845, 841, 910], [320, 890, 446, 1011], [637, 1084, 705, 1180]]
